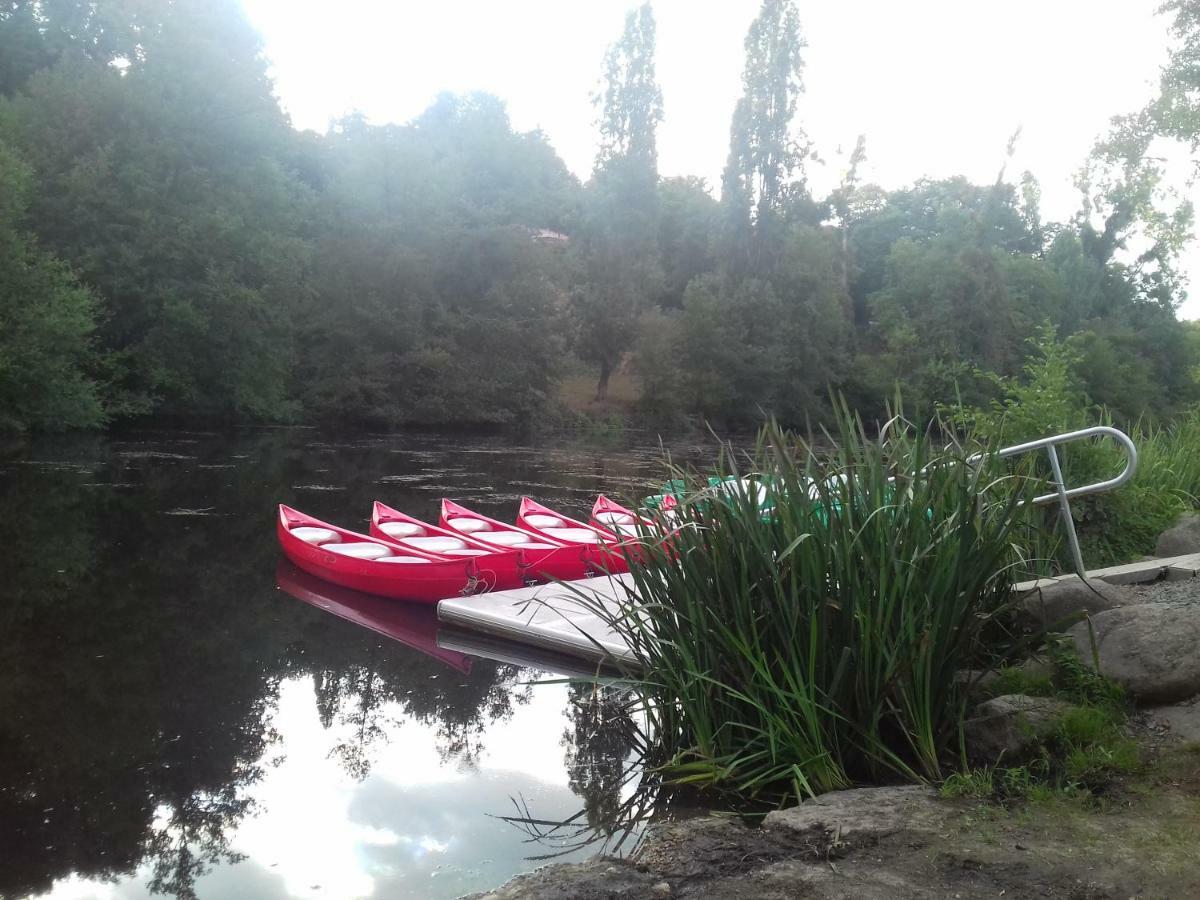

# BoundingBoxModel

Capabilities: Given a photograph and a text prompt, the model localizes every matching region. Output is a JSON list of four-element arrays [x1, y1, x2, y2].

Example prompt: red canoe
[[516, 496, 630, 574], [277, 505, 486, 603], [369, 501, 523, 591], [590, 494, 651, 537], [440, 498, 592, 582], [275, 560, 473, 673]]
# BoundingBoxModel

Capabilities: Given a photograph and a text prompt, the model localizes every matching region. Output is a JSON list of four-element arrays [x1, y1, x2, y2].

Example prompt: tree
[[574, 3, 663, 402], [1, 0, 314, 421], [827, 135, 867, 322], [0, 139, 102, 431], [1147, 0, 1200, 167], [720, 0, 808, 272], [656, 176, 718, 309]]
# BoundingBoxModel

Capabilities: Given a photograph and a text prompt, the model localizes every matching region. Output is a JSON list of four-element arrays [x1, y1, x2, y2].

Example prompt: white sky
[[241, 0, 1199, 317]]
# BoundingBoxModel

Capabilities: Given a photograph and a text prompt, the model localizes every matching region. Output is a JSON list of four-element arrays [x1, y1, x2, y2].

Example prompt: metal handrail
[[985, 425, 1139, 574]]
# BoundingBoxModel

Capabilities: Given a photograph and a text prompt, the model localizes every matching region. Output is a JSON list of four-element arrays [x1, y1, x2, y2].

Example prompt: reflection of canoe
[[370, 501, 523, 590], [277, 505, 484, 603], [275, 560, 473, 673], [516, 496, 630, 574], [441, 499, 591, 582]]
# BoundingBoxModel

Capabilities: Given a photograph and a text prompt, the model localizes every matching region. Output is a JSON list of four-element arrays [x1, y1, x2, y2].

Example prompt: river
[[0, 427, 714, 900]]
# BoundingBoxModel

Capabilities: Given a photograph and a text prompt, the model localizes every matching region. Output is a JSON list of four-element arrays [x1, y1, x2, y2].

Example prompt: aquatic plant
[[584, 403, 1044, 802]]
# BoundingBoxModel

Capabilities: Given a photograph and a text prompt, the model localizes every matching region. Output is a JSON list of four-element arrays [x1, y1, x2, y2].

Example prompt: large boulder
[[1068, 601, 1200, 704], [1020, 578, 1129, 627], [1156, 512, 1200, 558], [763, 785, 944, 847], [963, 694, 1075, 764]]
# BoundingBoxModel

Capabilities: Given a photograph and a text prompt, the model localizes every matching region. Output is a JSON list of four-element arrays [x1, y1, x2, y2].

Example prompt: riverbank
[[469, 726, 1200, 899], [469, 553, 1200, 899]]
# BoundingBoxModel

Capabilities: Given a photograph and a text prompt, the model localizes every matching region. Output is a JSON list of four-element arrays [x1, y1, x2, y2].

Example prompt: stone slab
[[1015, 554, 1200, 594]]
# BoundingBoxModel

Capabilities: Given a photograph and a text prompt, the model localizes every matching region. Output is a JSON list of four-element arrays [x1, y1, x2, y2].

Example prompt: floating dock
[[437, 574, 638, 667]]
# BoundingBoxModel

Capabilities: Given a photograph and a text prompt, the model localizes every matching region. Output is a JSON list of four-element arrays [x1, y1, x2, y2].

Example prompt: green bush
[[582, 404, 1044, 802], [949, 324, 1200, 569]]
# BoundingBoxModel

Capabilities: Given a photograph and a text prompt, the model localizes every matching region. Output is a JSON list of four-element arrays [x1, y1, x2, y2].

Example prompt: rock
[[963, 694, 1075, 764], [1020, 577, 1129, 626], [1156, 512, 1200, 557], [1148, 699, 1200, 742], [634, 816, 755, 879], [763, 785, 944, 848], [1068, 601, 1200, 703], [464, 857, 656, 899]]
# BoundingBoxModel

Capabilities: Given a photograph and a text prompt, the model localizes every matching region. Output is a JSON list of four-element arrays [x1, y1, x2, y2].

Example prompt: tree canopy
[[0, 0, 1196, 433]]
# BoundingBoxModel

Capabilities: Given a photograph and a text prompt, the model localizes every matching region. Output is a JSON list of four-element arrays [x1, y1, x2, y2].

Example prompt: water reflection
[[0, 428, 706, 899]]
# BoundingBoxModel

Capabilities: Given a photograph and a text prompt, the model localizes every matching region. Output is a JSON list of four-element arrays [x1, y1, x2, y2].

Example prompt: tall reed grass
[[586, 405, 1043, 803]]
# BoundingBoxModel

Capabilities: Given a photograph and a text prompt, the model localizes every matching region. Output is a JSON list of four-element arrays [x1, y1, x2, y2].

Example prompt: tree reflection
[[0, 432, 529, 899], [562, 682, 643, 830], [298, 632, 531, 777], [0, 428, 657, 898], [498, 680, 657, 860], [145, 789, 254, 900]]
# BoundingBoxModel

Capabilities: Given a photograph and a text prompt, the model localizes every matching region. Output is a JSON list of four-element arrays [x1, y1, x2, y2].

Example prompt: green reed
[[588, 403, 1043, 803]]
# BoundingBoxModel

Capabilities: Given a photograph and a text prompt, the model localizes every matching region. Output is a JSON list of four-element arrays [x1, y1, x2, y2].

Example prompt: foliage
[[721, 0, 809, 271], [573, 3, 663, 402], [945, 643, 1137, 802], [950, 326, 1200, 568], [576, 410, 1041, 803], [0, 0, 1197, 434], [0, 139, 102, 431]]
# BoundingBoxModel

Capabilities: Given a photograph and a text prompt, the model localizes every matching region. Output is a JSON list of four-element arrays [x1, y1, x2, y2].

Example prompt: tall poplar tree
[[720, 0, 807, 272], [575, 3, 663, 401]]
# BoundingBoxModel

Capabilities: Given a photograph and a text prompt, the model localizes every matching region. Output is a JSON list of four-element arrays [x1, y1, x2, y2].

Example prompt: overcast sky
[[241, 0, 1198, 317]]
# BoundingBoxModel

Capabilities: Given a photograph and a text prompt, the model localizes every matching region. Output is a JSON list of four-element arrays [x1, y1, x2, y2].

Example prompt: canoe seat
[[406, 536, 467, 551], [611, 522, 639, 536], [292, 526, 340, 544], [322, 542, 392, 560], [444, 548, 490, 557], [447, 518, 491, 533], [514, 542, 557, 550], [376, 555, 433, 564], [542, 527, 602, 543], [523, 514, 565, 528], [594, 511, 634, 525], [475, 531, 530, 546], [379, 521, 426, 539]]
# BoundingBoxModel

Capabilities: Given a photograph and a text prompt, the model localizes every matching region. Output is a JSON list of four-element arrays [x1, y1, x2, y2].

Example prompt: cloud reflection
[[35, 675, 618, 900]]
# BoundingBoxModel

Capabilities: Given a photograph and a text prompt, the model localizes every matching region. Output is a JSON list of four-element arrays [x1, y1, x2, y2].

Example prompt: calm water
[[0, 428, 714, 900]]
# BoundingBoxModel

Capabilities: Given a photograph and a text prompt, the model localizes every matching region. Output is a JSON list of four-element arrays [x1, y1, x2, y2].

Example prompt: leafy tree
[[827, 135, 867, 322], [1, 1, 313, 421], [656, 176, 718, 309], [674, 274, 786, 426], [1143, 0, 1200, 167], [574, 3, 664, 401], [720, 0, 808, 272], [0, 138, 102, 431]]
